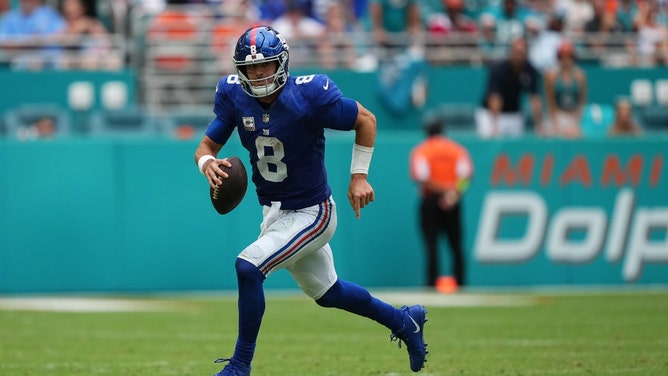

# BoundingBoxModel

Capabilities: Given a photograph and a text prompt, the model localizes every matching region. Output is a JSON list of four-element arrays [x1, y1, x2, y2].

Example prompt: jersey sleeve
[[306, 74, 343, 107], [301, 74, 358, 131], [322, 97, 359, 131], [410, 147, 430, 183], [455, 145, 474, 179], [205, 76, 237, 145]]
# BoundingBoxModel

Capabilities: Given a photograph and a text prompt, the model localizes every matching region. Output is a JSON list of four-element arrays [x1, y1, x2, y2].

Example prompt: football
[[209, 156, 248, 215]]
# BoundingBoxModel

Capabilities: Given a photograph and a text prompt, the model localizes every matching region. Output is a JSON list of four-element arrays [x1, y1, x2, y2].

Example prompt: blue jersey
[[206, 74, 359, 210]]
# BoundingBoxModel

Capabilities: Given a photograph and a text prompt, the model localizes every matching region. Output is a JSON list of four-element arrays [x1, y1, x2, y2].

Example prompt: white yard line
[[369, 291, 536, 307], [0, 297, 179, 312], [0, 290, 537, 312]]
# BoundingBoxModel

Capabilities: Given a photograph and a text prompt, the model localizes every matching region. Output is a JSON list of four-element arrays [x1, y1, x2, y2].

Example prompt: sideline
[[5, 286, 665, 312], [0, 290, 536, 312], [0, 297, 180, 312]]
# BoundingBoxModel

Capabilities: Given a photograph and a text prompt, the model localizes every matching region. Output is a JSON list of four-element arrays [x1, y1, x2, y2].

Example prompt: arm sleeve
[[412, 155, 430, 182], [320, 97, 359, 131], [205, 78, 237, 145]]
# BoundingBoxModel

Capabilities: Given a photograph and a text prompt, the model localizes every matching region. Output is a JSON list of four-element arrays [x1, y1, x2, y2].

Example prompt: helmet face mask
[[233, 26, 290, 98]]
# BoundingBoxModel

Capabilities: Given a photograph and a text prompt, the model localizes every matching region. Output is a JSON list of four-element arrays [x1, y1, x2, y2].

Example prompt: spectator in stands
[[58, 0, 120, 70], [617, 0, 640, 32], [558, 0, 594, 35], [585, 0, 624, 34], [319, 1, 357, 69], [477, 13, 505, 64], [524, 0, 553, 15], [583, 0, 630, 63], [632, 0, 668, 66], [426, 0, 478, 65], [463, 0, 490, 20], [16, 115, 57, 141], [527, 13, 564, 72], [478, 0, 538, 46], [475, 37, 543, 138], [0, 0, 65, 69], [368, 0, 422, 59], [311, 0, 368, 28], [544, 40, 587, 138], [271, 0, 325, 67], [608, 98, 643, 136], [256, 0, 288, 21], [427, 0, 478, 35]]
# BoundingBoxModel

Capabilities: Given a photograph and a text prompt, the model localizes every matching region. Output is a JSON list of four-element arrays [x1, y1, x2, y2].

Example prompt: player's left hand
[[348, 174, 375, 219]]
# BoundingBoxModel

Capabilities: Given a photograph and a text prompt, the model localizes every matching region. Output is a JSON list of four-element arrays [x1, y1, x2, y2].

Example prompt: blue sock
[[316, 279, 403, 331], [232, 258, 266, 365]]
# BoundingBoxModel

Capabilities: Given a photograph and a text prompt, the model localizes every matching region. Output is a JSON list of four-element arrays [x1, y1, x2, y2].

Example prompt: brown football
[[209, 156, 248, 215]]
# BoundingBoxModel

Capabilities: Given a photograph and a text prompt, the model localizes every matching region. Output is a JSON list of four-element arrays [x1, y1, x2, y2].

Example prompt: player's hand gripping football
[[203, 158, 232, 188], [348, 174, 375, 219], [204, 156, 248, 215]]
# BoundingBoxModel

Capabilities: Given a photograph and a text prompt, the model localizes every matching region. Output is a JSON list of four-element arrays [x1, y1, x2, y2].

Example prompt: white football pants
[[238, 196, 339, 300]]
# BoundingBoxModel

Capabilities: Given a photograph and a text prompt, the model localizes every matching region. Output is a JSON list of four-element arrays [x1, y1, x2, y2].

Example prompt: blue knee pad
[[235, 258, 265, 283], [316, 280, 343, 308]]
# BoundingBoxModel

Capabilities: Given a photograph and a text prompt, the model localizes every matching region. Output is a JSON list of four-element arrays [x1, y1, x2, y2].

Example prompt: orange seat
[[146, 11, 200, 71], [210, 21, 252, 53]]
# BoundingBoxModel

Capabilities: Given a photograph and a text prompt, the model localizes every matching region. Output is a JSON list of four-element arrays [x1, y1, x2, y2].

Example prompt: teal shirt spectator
[[480, 0, 541, 44], [616, 2, 638, 32], [369, 0, 417, 32], [553, 74, 580, 111], [464, 0, 492, 20]]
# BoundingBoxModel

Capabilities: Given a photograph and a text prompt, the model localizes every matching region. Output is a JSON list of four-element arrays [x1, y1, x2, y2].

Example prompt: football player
[[194, 26, 428, 375]]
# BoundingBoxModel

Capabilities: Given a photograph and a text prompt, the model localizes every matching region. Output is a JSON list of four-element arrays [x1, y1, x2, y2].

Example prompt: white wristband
[[350, 143, 374, 175], [198, 155, 215, 175]]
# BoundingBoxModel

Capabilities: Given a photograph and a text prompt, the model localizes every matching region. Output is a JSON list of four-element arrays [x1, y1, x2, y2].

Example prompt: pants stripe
[[259, 199, 332, 274]]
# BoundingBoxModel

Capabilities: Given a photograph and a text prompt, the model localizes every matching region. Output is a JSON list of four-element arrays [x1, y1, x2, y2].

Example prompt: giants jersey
[[206, 74, 358, 210]]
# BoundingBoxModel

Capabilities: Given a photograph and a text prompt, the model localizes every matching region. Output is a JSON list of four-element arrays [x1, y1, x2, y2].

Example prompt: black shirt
[[481, 59, 540, 113]]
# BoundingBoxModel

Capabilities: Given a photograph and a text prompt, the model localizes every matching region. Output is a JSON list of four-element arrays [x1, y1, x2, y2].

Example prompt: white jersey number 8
[[295, 75, 315, 84], [255, 136, 287, 182]]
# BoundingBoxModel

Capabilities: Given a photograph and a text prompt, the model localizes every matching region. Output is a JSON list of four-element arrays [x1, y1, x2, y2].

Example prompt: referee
[[409, 116, 473, 288]]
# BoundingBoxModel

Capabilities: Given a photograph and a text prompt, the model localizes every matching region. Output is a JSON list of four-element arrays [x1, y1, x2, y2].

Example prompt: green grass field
[[1, 289, 667, 375]]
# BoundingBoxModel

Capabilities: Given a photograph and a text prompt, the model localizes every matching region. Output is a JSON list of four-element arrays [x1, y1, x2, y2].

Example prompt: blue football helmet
[[233, 26, 290, 98]]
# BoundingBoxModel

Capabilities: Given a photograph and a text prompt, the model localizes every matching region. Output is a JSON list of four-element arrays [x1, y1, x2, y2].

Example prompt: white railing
[[0, 33, 127, 71]]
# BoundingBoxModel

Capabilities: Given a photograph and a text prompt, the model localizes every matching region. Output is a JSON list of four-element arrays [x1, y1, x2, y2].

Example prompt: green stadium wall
[[1, 134, 667, 293], [0, 70, 137, 116]]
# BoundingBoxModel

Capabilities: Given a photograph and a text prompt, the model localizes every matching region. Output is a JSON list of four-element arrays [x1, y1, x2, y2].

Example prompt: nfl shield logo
[[242, 116, 255, 131], [262, 113, 270, 123]]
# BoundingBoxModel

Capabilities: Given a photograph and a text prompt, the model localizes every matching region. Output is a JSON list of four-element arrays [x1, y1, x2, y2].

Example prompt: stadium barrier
[[1, 134, 666, 293], [1, 66, 668, 137]]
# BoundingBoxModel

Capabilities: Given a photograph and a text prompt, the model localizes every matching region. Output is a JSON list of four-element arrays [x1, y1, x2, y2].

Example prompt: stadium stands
[[1, 2, 667, 136]]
